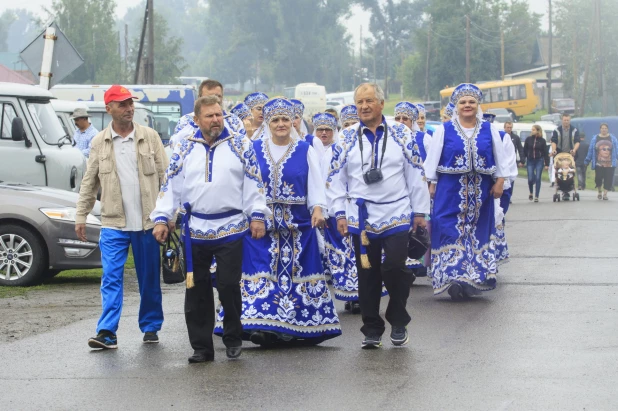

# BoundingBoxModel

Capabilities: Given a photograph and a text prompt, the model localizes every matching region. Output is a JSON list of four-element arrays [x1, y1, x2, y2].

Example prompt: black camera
[[363, 168, 384, 185]]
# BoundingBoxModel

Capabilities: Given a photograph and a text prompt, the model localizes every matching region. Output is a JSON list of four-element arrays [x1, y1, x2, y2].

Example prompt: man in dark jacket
[[551, 113, 580, 156], [504, 121, 525, 166], [575, 132, 589, 190]]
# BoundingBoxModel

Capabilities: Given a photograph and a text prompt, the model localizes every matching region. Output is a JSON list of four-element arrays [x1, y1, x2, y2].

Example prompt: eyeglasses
[[316, 128, 333, 133], [394, 116, 410, 122], [600, 147, 610, 151]]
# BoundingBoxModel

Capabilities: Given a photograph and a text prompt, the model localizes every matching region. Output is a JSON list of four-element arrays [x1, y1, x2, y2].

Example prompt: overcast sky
[[0, 0, 549, 48]]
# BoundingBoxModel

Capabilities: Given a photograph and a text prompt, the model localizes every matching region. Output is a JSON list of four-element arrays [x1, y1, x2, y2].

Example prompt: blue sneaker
[[390, 326, 409, 346], [361, 335, 382, 349], [88, 330, 117, 349]]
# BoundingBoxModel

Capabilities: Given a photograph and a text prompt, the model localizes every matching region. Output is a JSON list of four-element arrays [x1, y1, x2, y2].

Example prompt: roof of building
[[0, 64, 35, 85], [531, 36, 562, 67]]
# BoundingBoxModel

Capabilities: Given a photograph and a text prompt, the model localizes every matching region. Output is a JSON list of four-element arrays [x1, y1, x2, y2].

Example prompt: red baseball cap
[[104, 85, 138, 105]]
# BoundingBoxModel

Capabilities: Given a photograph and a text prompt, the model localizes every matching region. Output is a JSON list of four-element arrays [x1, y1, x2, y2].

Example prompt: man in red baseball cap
[[103, 84, 138, 105], [76, 84, 169, 350]]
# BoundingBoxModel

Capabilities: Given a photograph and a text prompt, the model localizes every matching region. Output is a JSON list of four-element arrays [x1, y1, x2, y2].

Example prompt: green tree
[[0, 11, 17, 52], [554, 0, 618, 114], [48, 0, 123, 84], [125, 11, 187, 84]]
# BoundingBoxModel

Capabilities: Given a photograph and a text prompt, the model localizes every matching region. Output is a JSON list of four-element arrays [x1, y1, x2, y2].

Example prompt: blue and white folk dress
[[424, 119, 509, 295], [216, 138, 341, 341], [494, 130, 518, 264]]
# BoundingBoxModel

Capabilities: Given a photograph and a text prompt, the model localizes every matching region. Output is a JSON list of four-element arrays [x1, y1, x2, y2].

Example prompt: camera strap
[[358, 121, 388, 171]]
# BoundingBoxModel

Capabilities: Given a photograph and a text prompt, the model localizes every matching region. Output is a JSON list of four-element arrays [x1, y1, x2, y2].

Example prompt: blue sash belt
[[182, 202, 243, 275], [355, 195, 407, 268]]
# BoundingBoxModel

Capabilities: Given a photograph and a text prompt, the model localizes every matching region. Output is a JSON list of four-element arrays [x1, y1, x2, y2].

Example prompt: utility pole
[[425, 20, 431, 101], [134, 3, 149, 84], [384, 35, 388, 99], [146, 0, 154, 84], [124, 24, 129, 75], [358, 25, 363, 84], [580, 0, 596, 117], [373, 46, 377, 84], [547, 0, 553, 113], [572, 30, 577, 109], [466, 15, 470, 83], [596, 0, 607, 115], [500, 28, 505, 81]]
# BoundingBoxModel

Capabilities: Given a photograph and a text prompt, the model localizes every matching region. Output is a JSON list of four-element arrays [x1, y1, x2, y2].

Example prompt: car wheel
[[0, 224, 47, 286]]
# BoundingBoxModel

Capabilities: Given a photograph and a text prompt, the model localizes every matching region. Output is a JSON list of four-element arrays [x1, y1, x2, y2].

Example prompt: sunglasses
[[316, 128, 333, 133], [394, 116, 410, 121]]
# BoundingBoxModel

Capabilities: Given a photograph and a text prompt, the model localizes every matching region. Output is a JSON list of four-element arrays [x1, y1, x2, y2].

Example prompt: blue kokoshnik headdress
[[444, 102, 455, 119], [231, 103, 251, 120], [290, 99, 305, 117], [244, 92, 269, 110], [263, 98, 295, 124], [340, 105, 359, 124], [450, 83, 483, 105], [312, 112, 338, 130], [394, 101, 419, 122], [482, 113, 496, 123], [415, 103, 426, 116]]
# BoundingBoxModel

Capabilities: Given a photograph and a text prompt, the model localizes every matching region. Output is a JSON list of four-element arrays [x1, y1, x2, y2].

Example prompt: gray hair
[[194, 95, 220, 116], [354, 83, 385, 103]]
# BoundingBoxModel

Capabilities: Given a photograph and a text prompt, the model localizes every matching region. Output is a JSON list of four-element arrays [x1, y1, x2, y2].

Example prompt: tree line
[[1, 0, 615, 109]]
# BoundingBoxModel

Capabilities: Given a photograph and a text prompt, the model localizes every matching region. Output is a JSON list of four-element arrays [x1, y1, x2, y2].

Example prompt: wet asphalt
[[1, 178, 617, 411]]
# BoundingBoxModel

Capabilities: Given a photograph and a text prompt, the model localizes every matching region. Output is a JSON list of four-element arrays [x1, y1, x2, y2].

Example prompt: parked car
[[51, 99, 89, 138], [0, 181, 102, 286], [0, 82, 87, 192], [551, 98, 575, 115], [82, 101, 155, 135], [540, 113, 562, 125], [487, 108, 516, 123], [415, 101, 441, 121]]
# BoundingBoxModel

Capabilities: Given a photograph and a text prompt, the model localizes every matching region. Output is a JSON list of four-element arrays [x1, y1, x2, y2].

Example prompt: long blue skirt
[[430, 172, 498, 295], [215, 203, 341, 341]]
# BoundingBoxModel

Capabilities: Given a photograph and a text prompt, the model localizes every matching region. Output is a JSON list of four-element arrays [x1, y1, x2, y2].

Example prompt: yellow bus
[[440, 79, 540, 120]]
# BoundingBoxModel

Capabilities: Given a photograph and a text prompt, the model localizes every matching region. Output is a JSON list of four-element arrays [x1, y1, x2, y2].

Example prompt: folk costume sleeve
[[423, 124, 445, 183], [403, 131, 431, 216], [325, 139, 350, 221], [239, 136, 269, 221], [306, 145, 327, 214], [150, 139, 187, 224], [490, 123, 510, 179]]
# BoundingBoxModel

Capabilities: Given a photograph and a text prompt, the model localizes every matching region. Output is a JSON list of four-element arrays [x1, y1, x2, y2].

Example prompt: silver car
[[0, 182, 102, 286]]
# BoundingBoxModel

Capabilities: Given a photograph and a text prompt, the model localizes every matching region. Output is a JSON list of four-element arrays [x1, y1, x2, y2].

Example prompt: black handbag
[[408, 226, 431, 260], [161, 231, 185, 284]]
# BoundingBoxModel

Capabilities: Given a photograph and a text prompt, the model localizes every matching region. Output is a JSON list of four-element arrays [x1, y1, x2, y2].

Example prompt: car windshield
[[27, 100, 66, 145], [556, 100, 572, 108]]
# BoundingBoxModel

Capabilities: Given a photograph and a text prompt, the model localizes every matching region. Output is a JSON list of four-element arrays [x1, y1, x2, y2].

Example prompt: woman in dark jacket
[[524, 124, 550, 202]]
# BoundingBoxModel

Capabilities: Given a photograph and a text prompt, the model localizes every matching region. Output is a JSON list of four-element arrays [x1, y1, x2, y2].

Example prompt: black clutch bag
[[408, 226, 431, 260], [161, 231, 185, 284]]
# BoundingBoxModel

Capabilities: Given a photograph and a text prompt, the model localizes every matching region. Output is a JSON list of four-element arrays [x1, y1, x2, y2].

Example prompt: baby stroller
[[553, 152, 580, 202]]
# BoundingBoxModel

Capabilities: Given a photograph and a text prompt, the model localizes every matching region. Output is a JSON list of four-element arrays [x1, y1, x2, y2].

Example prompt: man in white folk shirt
[[325, 83, 430, 349], [151, 95, 269, 364]]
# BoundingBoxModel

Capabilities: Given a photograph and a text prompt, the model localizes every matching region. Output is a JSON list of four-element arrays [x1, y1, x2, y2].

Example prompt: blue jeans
[[97, 228, 163, 334], [527, 158, 544, 198]]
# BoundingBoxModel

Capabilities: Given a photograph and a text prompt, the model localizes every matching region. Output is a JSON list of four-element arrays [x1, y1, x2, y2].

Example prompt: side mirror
[[11, 117, 25, 142]]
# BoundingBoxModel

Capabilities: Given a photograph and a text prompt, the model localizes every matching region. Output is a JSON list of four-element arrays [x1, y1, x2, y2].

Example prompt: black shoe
[[188, 352, 214, 363], [414, 267, 428, 278], [351, 301, 361, 314], [448, 283, 464, 301], [344, 301, 351, 311], [88, 330, 117, 350], [226, 346, 242, 359], [361, 335, 382, 349], [143, 332, 159, 344], [390, 326, 409, 346]]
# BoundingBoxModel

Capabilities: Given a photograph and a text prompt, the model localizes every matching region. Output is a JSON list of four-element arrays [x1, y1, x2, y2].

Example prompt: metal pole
[[39, 26, 57, 90], [124, 24, 129, 75], [580, 1, 595, 117], [466, 15, 470, 83], [596, 0, 607, 115], [547, 0, 553, 113], [134, 3, 149, 84], [360, 25, 363, 82], [146, 0, 154, 84], [425, 20, 431, 101], [384, 35, 388, 99], [501, 29, 505, 81]]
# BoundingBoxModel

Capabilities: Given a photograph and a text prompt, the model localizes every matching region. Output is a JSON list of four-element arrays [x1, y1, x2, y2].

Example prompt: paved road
[[1, 179, 617, 410]]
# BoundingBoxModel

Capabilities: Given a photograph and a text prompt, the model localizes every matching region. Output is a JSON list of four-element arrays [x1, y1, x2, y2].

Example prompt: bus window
[[510, 85, 527, 100], [441, 95, 449, 107]]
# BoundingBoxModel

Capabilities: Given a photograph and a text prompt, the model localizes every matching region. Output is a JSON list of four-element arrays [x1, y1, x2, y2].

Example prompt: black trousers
[[352, 231, 412, 337], [595, 167, 615, 191], [184, 238, 243, 357]]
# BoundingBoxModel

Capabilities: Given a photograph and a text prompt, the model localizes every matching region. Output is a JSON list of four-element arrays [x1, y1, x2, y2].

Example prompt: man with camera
[[325, 83, 430, 349]]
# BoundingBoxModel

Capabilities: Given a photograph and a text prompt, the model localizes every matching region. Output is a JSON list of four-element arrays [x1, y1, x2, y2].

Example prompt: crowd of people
[[74, 79, 617, 362]]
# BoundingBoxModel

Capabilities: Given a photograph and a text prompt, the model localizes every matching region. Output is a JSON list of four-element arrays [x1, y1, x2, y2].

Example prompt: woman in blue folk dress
[[216, 98, 341, 345], [424, 84, 510, 300]]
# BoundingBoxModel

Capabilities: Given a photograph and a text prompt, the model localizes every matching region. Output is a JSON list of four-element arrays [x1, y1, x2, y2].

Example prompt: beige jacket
[[76, 122, 168, 229]]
